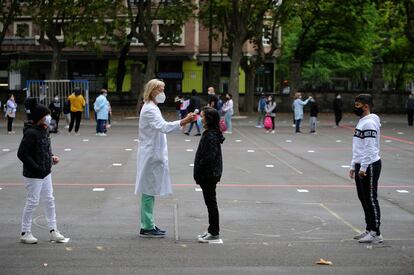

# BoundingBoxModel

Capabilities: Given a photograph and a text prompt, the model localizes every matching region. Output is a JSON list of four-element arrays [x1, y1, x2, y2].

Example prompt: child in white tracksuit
[[17, 104, 66, 244]]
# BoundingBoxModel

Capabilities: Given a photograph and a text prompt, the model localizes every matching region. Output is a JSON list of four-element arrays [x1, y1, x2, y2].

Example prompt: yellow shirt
[[68, 94, 86, 112]]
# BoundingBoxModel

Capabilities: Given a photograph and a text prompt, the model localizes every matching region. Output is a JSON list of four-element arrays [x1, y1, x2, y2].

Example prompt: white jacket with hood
[[351, 114, 381, 172]]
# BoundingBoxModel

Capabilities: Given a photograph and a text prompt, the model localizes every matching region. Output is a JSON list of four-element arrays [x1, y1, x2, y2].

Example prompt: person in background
[[17, 104, 66, 244], [222, 93, 234, 134], [67, 89, 85, 135], [175, 95, 183, 119], [265, 95, 276, 134], [256, 93, 267, 128], [309, 96, 319, 134], [194, 107, 225, 243], [333, 93, 343, 127], [349, 94, 383, 244], [62, 98, 71, 129], [406, 93, 414, 126], [94, 89, 110, 136], [293, 92, 312, 133], [48, 95, 61, 133], [185, 89, 202, 136], [5, 94, 17, 134], [135, 79, 194, 238], [207, 87, 219, 110]]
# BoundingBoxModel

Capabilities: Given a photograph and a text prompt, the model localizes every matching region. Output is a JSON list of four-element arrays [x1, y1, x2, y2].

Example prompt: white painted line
[[397, 132, 404, 135], [341, 165, 351, 168], [64, 148, 72, 152], [385, 140, 392, 143], [307, 150, 315, 153], [265, 165, 275, 168], [185, 139, 191, 142], [208, 239, 223, 244], [247, 150, 255, 153], [235, 140, 242, 143], [93, 188, 105, 192], [297, 189, 309, 193], [189, 164, 194, 167], [336, 140, 342, 143], [134, 139, 139, 142], [186, 149, 194, 152], [2, 149, 10, 152], [195, 188, 202, 192], [112, 163, 123, 167], [125, 148, 133, 151], [396, 190, 409, 194], [0, 187, 2, 190], [82, 139, 89, 142], [285, 140, 292, 143]]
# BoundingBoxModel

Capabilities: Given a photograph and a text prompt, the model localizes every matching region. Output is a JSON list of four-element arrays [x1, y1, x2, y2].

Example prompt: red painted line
[[0, 182, 412, 189], [342, 125, 414, 145]]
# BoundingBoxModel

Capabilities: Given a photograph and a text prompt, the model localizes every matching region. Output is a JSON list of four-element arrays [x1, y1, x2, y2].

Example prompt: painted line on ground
[[83, 139, 89, 142], [112, 163, 123, 167], [189, 164, 194, 167], [195, 188, 202, 192], [125, 148, 133, 151], [297, 189, 309, 193], [93, 188, 105, 192], [64, 148, 72, 152], [307, 150, 315, 153], [265, 165, 274, 168], [396, 190, 410, 194], [2, 149, 10, 152], [186, 149, 194, 152], [185, 139, 191, 142], [318, 203, 361, 234]]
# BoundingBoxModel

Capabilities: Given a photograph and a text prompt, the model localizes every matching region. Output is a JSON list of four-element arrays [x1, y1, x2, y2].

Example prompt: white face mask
[[155, 92, 166, 104], [54, 97, 59, 101], [44, 115, 52, 126]]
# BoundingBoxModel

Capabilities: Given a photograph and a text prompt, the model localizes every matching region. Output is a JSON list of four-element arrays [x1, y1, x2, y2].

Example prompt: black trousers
[[407, 109, 413, 126], [69, 111, 82, 133], [199, 182, 219, 236], [7, 115, 13, 132], [355, 160, 382, 235], [270, 116, 275, 130], [334, 111, 342, 126]]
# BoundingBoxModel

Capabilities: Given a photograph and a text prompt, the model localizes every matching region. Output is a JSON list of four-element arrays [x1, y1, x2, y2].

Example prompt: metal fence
[[25, 80, 90, 119]]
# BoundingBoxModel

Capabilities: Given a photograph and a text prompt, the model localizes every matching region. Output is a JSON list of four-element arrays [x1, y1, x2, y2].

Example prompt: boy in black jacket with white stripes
[[349, 94, 383, 244]]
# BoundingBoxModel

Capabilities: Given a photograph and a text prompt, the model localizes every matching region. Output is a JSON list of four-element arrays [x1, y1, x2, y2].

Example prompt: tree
[[115, 0, 195, 96], [31, 0, 121, 79], [201, 0, 273, 115], [0, 0, 21, 55]]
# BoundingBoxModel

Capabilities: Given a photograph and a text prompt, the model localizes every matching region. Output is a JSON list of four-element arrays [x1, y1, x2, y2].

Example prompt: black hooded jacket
[[17, 124, 53, 179], [194, 129, 225, 184]]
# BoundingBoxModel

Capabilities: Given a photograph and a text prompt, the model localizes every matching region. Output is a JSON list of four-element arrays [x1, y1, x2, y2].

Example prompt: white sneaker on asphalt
[[198, 233, 220, 243], [353, 230, 369, 240], [197, 232, 208, 239], [358, 231, 383, 243], [50, 230, 65, 242], [20, 232, 38, 244]]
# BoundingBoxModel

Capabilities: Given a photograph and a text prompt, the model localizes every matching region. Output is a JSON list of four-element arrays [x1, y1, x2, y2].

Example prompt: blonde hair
[[143, 79, 165, 102]]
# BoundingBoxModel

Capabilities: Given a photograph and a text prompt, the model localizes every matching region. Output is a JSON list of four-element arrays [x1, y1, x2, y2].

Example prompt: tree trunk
[[116, 42, 130, 93], [395, 61, 406, 92], [50, 45, 62, 80], [228, 39, 243, 115], [244, 67, 256, 114], [289, 59, 302, 95], [140, 46, 157, 100]]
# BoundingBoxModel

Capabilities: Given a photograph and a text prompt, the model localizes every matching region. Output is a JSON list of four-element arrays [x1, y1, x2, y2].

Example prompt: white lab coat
[[135, 101, 181, 196]]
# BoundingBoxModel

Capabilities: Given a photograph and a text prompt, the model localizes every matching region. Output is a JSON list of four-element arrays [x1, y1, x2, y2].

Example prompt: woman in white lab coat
[[135, 79, 194, 238]]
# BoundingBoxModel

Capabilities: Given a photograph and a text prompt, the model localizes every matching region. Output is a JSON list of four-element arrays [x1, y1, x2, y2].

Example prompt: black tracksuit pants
[[354, 160, 382, 235], [199, 182, 219, 236]]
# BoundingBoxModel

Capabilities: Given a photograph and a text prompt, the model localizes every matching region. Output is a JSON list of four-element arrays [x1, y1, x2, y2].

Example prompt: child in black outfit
[[194, 107, 225, 243]]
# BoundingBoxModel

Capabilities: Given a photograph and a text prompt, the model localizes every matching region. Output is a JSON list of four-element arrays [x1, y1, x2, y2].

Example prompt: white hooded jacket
[[351, 114, 381, 172]]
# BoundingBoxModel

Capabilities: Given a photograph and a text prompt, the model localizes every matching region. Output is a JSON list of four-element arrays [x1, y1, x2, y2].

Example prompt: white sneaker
[[265, 130, 270, 134], [353, 230, 369, 240], [198, 233, 220, 243], [271, 130, 275, 134], [20, 232, 38, 244], [50, 230, 65, 242], [198, 232, 208, 239], [358, 231, 383, 243]]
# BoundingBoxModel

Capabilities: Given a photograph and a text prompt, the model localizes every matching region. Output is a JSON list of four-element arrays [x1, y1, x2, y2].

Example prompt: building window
[[157, 22, 184, 46], [126, 26, 143, 46], [13, 22, 32, 38]]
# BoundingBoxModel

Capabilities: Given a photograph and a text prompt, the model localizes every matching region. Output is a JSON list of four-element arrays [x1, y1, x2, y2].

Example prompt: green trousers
[[140, 194, 155, 230]]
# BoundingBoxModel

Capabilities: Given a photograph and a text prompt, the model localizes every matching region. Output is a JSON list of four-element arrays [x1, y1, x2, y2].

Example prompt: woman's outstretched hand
[[180, 112, 196, 127]]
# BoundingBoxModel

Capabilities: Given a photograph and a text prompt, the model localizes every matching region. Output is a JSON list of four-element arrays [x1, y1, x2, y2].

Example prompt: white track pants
[[21, 174, 57, 233]]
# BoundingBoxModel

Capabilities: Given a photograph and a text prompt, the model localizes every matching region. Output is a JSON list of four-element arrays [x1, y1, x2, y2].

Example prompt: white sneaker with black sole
[[20, 232, 38, 244], [198, 233, 220, 243], [353, 230, 369, 240]]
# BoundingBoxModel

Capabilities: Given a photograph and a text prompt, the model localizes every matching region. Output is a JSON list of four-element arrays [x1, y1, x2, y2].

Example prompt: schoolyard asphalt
[[0, 112, 413, 275]]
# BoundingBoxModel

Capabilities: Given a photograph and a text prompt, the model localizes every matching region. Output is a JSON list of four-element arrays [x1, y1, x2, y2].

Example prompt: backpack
[[264, 115, 273, 130]]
